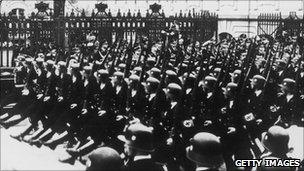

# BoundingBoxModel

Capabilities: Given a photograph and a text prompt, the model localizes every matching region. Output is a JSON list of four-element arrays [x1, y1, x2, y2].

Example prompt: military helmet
[[86, 147, 123, 171], [118, 123, 154, 153], [261, 126, 290, 154], [186, 132, 224, 168]]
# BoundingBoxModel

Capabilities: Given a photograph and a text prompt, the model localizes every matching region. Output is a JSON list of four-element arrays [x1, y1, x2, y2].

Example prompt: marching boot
[[0, 113, 10, 121], [10, 134, 23, 142], [66, 148, 80, 156], [42, 139, 58, 150], [43, 135, 70, 150], [29, 139, 43, 148], [58, 155, 76, 165]]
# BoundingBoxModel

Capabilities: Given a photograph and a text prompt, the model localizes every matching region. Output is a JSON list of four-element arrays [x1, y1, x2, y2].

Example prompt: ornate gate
[[0, 2, 218, 67]]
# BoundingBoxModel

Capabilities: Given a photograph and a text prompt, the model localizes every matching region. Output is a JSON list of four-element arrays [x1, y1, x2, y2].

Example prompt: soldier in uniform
[[85, 147, 123, 171], [127, 74, 146, 120], [274, 78, 301, 128], [243, 75, 271, 139], [194, 76, 223, 134], [186, 132, 226, 171], [258, 126, 295, 171], [118, 122, 165, 171], [2, 58, 38, 129], [219, 82, 253, 170], [0, 55, 26, 109], [113, 71, 128, 116]]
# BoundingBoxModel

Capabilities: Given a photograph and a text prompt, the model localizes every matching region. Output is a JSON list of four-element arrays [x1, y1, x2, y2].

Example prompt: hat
[[166, 70, 177, 76], [213, 68, 221, 73], [279, 78, 296, 90], [232, 69, 242, 75], [261, 126, 290, 154], [204, 76, 217, 82], [146, 77, 160, 84], [25, 58, 34, 63], [167, 83, 182, 91], [114, 71, 124, 77], [84, 65, 93, 72], [17, 55, 26, 62], [46, 60, 55, 66], [250, 75, 266, 83], [98, 69, 109, 76], [86, 147, 122, 171], [226, 82, 238, 89], [70, 63, 80, 69], [199, 76, 217, 88], [186, 132, 224, 168], [36, 57, 44, 63], [118, 63, 126, 69], [37, 53, 45, 58], [58, 61, 66, 67], [118, 123, 154, 152], [129, 74, 140, 81], [133, 67, 142, 72], [150, 67, 161, 73]]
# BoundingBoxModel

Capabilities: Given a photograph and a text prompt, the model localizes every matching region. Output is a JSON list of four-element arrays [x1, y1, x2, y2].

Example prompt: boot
[[58, 155, 76, 165], [10, 134, 23, 142], [29, 139, 43, 148]]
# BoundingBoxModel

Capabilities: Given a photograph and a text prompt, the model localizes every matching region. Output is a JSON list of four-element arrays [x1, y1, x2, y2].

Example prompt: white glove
[[37, 94, 43, 99], [70, 103, 77, 109], [22, 89, 30, 96], [58, 96, 63, 102], [81, 109, 88, 115], [43, 96, 50, 102]]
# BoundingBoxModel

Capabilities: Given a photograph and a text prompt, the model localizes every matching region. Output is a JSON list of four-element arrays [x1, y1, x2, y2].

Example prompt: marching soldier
[[127, 74, 146, 119], [118, 122, 165, 171], [194, 76, 223, 133], [85, 147, 123, 171], [274, 78, 301, 128], [219, 82, 253, 170], [259, 126, 295, 171], [111, 71, 127, 114], [186, 132, 226, 171], [243, 75, 271, 138]]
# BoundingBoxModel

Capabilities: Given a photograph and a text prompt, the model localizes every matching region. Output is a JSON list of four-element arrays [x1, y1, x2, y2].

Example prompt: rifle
[[262, 37, 274, 77], [124, 39, 135, 78], [99, 38, 120, 68], [108, 38, 123, 75], [139, 40, 151, 82]]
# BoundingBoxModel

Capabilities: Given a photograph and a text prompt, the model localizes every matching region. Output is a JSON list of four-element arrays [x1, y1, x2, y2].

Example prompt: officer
[[186, 132, 226, 171]]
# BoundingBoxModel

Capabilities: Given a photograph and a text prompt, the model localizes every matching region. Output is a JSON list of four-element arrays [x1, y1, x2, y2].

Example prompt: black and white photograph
[[0, 0, 303, 170]]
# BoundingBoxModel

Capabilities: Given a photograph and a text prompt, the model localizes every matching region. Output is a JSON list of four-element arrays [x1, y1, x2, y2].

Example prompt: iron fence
[[0, 2, 218, 67]]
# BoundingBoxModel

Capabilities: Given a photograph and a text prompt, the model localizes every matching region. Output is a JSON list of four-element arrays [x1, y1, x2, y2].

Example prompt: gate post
[[53, 0, 66, 48]]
